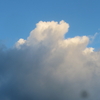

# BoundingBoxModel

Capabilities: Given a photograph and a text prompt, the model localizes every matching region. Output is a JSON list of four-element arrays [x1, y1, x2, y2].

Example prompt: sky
[[1, 0, 100, 100], [0, 0, 100, 49]]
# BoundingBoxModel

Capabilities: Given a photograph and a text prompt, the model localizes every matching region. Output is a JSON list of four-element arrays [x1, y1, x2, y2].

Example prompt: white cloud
[[83, 47, 94, 54], [15, 38, 26, 49], [16, 20, 69, 47], [0, 20, 100, 100]]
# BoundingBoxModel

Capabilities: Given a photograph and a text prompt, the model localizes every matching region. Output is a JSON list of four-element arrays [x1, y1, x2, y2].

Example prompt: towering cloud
[[0, 20, 100, 100]]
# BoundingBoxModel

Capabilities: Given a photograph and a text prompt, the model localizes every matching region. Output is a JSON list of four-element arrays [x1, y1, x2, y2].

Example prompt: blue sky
[[0, 0, 100, 49]]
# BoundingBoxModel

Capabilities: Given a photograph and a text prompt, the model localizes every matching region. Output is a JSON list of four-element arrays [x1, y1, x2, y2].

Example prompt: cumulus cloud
[[0, 20, 100, 100]]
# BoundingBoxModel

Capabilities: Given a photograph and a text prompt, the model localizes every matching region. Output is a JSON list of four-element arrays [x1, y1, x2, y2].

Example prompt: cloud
[[0, 20, 100, 100]]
